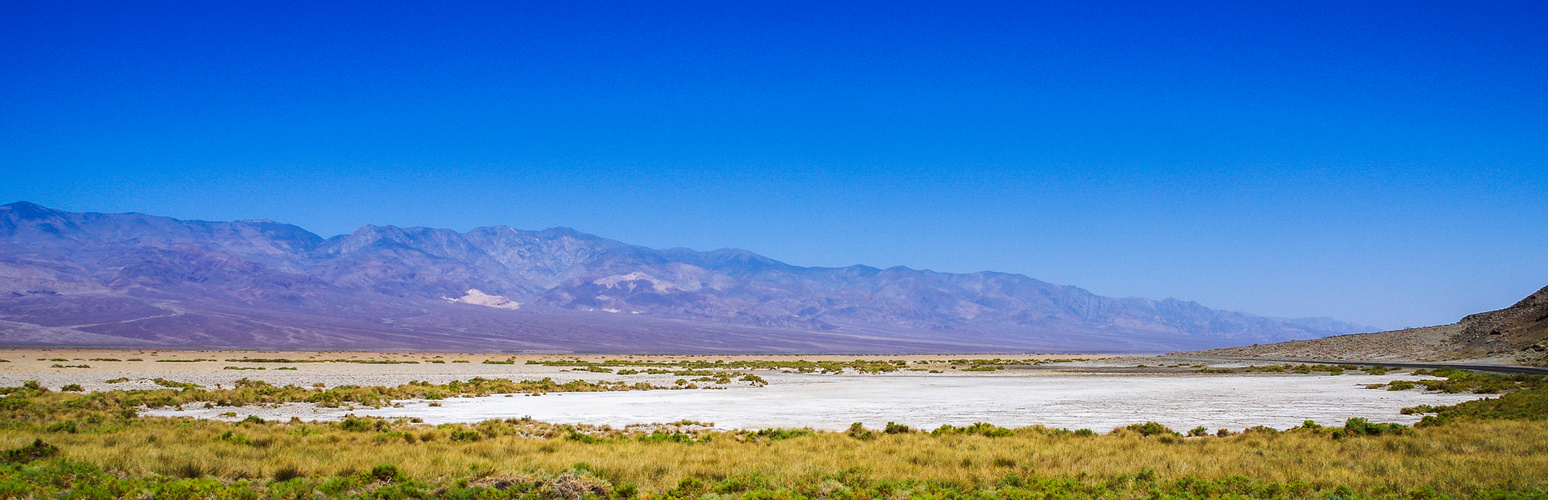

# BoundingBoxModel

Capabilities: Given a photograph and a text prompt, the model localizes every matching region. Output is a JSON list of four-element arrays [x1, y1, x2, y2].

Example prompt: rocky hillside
[[1190, 284, 1548, 366], [1454, 284, 1548, 365], [0, 202, 1370, 352]]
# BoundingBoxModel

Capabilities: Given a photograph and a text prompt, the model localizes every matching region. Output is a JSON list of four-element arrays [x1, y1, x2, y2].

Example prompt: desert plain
[[1, 348, 1486, 432]]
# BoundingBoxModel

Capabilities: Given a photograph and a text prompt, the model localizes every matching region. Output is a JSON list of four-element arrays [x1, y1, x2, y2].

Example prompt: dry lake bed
[[2, 349, 1486, 432]]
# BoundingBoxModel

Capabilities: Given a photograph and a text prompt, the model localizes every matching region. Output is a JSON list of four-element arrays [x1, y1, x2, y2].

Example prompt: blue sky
[[2, 1, 1545, 329]]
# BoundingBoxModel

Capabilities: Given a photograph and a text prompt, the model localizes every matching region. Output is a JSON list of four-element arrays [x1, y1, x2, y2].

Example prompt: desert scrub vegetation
[[524, 357, 1081, 376], [1, 379, 1548, 498], [2, 415, 1547, 499], [525, 358, 911, 374], [1240, 364, 1361, 375], [0, 376, 675, 418], [1392, 369, 1548, 426], [1371, 367, 1544, 395], [1410, 367, 1541, 394], [6, 459, 1541, 500]]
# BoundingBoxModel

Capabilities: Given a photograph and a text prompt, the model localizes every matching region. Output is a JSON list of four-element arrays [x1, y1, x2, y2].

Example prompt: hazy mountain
[[0, 202, 1371, 353]]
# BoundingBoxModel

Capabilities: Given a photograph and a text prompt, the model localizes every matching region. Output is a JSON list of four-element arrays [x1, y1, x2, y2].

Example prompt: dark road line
[[1182, 357, 1548, 376]]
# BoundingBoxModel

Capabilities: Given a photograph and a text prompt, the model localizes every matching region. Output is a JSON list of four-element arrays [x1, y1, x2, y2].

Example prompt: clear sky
[[2, 1, 1545, 330]]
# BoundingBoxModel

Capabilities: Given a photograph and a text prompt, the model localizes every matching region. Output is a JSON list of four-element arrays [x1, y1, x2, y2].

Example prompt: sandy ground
[[1, 349, 1481, 432], [0, 349, 1105, 391]]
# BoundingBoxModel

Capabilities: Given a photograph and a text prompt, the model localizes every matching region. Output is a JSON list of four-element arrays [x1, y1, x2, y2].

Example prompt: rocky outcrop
[[1187, 284, 1548, 366], [1452, 284, 1548, 365]]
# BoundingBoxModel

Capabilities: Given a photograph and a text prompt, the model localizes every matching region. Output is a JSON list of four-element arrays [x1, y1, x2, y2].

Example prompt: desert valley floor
[[1, 349, 1486, 432]]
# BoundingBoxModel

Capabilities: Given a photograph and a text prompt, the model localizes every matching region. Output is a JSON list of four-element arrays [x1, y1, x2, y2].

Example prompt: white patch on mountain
[[592, 271, 679, 292], [445, 289, 521, 310]]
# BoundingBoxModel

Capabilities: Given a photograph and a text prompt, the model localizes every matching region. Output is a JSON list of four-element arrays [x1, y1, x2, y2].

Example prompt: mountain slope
[[0, 202, 1370, 352], [1189, 284, 1548, 366]]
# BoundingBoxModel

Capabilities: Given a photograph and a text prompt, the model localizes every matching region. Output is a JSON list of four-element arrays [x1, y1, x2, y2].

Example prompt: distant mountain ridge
[[0, 201, 1370, 352]]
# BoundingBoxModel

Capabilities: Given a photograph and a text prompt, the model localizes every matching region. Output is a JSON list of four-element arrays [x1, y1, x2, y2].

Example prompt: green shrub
[[1333, 418, 1412, 438], [370, 463, 404, 483], [638, 431, 695, 444], [338, 415, 389, 432], [1122, 422, 1178, 437], [152, 378, 201, 390], [846, 422, 877, 440], [748, 428, 813, 441], [215, 430, 252, 445], [933, 422, 1014, 437], [0, 439, 58, 464], [566, 431, 605, 444]]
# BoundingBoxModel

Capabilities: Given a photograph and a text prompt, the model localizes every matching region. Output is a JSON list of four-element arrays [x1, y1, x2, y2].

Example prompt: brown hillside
[[1455, 284, 1548, 365], [1190, 284, 1548, 367]]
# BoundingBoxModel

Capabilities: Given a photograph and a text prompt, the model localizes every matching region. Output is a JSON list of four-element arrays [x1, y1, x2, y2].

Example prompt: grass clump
[[1330, 418, 1412, 438], [1120, 422, 1179, 437], [747, 428, 814, 441], [0, 439, 58, 464], [932, 422, 1014, 437], [152, 378, 202, 390]]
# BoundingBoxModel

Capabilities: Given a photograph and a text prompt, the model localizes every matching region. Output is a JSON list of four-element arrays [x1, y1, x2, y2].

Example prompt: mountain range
[[0, 202, 1370, 353]]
